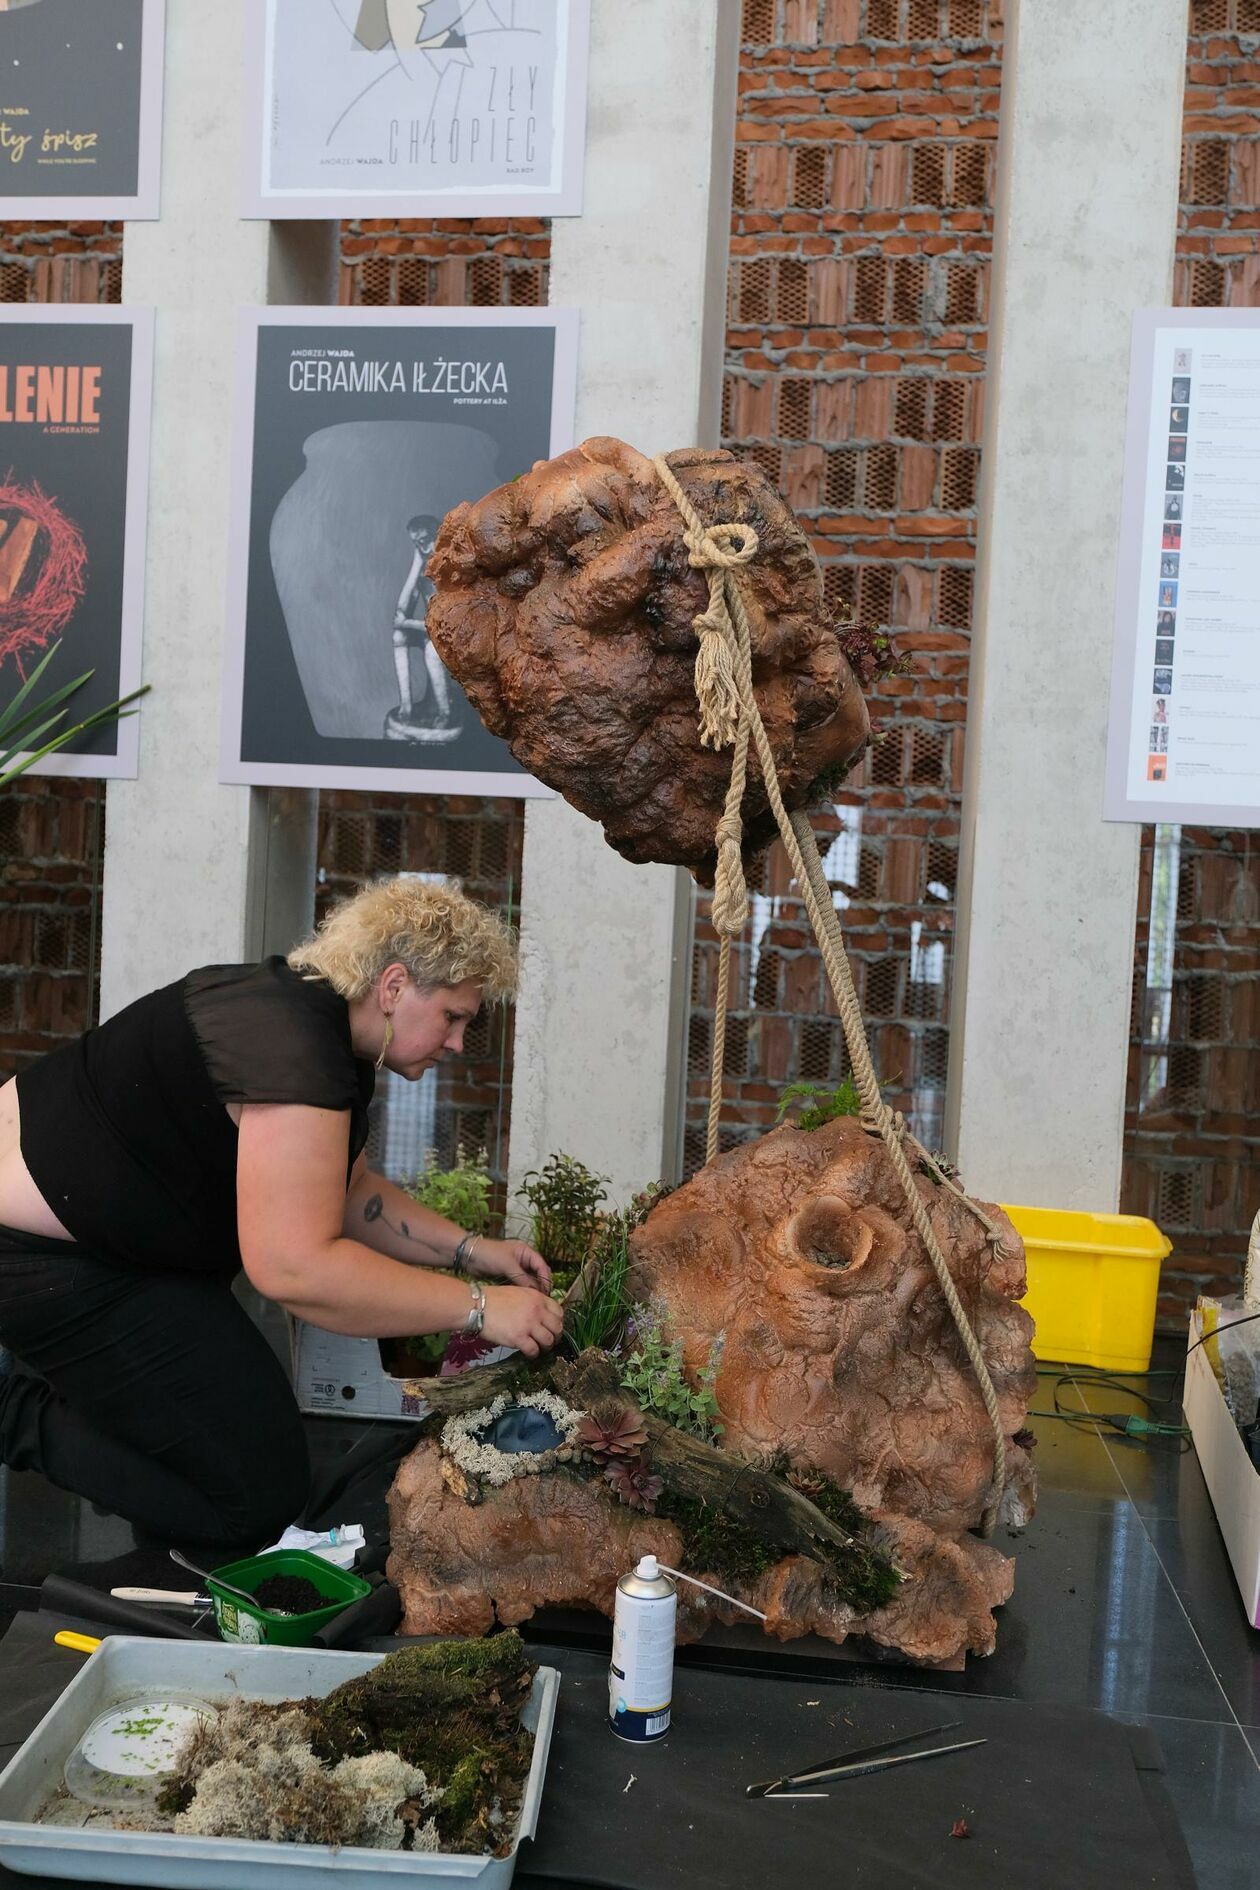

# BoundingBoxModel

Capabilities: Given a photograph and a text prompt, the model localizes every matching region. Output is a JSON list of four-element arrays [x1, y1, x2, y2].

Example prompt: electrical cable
[[1026, 1369, 1191, 1452], [1183, 1307, 1260, 1363]]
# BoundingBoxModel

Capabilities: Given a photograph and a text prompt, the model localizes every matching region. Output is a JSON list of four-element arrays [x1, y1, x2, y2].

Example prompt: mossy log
[[405, 1357, 540, 1416], [553, 1351, 869, 1562], [407, 1350, 894, 1579]]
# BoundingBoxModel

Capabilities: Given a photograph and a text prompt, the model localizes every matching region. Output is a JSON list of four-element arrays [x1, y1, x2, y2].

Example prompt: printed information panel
[[220, 306, 576, 797], [1106, 309, 1260, 827]]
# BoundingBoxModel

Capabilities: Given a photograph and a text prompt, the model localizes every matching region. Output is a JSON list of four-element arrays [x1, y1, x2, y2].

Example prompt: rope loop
[[685, 519, 760, 572]]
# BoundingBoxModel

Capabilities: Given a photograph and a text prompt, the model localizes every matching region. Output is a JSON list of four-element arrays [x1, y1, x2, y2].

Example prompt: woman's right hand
[[481, 1284, 565, 1358]]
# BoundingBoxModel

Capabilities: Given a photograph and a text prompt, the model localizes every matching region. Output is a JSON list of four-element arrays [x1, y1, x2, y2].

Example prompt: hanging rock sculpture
[[425, 438, 871, 876]]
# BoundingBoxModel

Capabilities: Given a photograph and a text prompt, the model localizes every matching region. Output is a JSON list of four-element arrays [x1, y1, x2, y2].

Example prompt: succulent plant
[[604, 1450, 663, 1514], [575, 1401, 649, 1463]]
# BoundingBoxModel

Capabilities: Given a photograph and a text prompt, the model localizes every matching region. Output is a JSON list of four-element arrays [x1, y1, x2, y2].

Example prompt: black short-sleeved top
[[16, 957, 375, 1277]]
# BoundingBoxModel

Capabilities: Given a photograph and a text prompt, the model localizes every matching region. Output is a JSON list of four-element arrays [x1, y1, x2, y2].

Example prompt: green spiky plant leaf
[[0, 642, 148, 787]]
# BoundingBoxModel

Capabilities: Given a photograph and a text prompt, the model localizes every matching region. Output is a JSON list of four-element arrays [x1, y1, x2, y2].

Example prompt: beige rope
[[654, 452, 1008, 1533], [657, 456, 756, 1163]]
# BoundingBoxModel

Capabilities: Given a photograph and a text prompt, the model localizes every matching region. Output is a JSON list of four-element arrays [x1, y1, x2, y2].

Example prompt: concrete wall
[[945, 0, 1187, 1207], [98, 6, 331, 1018]]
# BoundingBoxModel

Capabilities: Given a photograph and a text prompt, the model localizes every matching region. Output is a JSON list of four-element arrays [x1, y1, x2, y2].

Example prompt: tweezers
[[746, 1719, 986, 1797]]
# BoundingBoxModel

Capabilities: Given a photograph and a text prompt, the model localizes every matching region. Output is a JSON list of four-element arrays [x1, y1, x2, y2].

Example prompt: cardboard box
[[290, 1320, 513, 1421], [1183, 1311, 1260, 1628], [290, 1321, 432, 1420]]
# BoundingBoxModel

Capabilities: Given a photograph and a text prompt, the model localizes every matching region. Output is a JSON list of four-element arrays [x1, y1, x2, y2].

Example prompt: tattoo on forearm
[[362, 1192, 439, 1261]]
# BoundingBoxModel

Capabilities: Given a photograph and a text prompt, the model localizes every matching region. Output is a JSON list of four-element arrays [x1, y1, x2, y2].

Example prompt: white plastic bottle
[[609, 1554, 677, 1742]]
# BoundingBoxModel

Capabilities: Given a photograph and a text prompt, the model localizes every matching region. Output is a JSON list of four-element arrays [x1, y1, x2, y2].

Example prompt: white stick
[[655, 1562, 768, 1623]]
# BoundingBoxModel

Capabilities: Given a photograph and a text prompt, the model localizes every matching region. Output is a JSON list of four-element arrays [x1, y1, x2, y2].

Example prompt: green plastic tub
[[205, 1549, 372, 1647]]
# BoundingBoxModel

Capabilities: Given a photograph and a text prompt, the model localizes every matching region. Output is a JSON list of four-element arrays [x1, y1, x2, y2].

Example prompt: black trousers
[[0, 1227, 310, 1554]]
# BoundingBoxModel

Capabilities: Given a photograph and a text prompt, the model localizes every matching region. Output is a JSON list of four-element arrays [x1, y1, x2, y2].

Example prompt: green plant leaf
[[0, 642, 150, 789]]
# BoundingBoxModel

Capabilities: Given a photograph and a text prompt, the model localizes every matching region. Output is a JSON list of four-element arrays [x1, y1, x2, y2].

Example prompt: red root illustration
[[0, 479, 88, 674]]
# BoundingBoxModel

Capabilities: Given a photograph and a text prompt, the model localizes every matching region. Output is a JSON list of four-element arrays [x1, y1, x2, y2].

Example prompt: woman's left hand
[[468, 1237, 552, 1293]]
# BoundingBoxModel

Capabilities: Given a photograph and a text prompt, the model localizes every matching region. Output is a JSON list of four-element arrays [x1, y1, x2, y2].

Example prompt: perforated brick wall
[[316, 790, 524, 1211], [686, 0, 1002, 1177], [339, 218, 550, 307]]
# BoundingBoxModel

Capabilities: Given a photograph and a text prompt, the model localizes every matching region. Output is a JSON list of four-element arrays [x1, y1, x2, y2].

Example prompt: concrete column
[[507, 1, 740, 1206], [945, 0, 1186, 1207], [99, 17, 336, 1017]]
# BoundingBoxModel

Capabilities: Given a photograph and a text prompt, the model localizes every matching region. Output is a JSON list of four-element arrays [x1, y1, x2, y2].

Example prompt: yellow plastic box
[[1000, 1204, 1172, 1373]]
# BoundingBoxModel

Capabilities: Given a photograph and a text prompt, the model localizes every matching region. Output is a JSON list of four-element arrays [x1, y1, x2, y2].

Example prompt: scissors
[[746, 1719, 986, 1798]]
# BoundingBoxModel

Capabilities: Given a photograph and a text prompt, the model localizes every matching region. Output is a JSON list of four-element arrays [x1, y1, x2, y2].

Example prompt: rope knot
[[684, 518, 760, 574], [710, 805, 749, 939]]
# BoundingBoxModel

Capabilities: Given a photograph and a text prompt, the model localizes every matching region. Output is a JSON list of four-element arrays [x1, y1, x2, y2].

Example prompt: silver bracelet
[[452, 1235, 474, 1276], [461, 1280, 487, 1339]]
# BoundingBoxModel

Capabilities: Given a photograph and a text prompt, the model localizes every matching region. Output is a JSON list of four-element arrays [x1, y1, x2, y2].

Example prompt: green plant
[[775, 1078, 864, 1131], [620, 1304, 724, 1444], [516, 1152, 608, 1270], [564, 1212, 632, 1351], [1, 641, 148, 787], [405, 1144, 494, 1238]]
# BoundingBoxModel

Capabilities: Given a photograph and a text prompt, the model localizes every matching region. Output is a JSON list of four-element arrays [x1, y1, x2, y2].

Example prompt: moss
[[724, 1455, 903, 1618], [308, 1635, 535, 1856], [656, 1491, 780, 1587]]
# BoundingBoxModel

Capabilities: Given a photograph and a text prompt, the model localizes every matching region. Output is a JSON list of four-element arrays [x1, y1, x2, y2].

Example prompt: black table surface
[[0, 1610, 1197, 1890]]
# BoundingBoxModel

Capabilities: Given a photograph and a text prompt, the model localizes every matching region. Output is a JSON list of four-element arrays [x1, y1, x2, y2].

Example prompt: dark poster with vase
[[220, 307, 576, 795], [0, 307, 152, 778]]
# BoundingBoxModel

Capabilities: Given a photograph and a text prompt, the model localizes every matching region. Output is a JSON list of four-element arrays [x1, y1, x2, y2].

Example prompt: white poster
[[220, 306, 576, 797], [1105, 309, 1260, 828], [244, 0, 589, 220]]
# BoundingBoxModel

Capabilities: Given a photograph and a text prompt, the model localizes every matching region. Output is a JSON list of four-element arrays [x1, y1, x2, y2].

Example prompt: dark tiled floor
[[1, 1342, 1258, 1886]]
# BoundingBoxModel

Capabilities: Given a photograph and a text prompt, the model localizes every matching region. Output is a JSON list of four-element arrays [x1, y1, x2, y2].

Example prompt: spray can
[[609, 1554, 677, 1743]]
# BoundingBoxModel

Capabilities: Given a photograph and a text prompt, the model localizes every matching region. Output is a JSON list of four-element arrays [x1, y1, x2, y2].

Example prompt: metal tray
[[0, 1637, 559, 1889]]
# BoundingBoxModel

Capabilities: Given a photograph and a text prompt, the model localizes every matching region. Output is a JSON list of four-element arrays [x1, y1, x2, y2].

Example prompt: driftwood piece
[[403, 1358, 536, 1415], [552, 1351, 867, 1563]]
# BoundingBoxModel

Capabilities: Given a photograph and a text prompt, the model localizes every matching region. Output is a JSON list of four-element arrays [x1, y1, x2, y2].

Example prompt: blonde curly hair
[[287, 877, 516, 1002]]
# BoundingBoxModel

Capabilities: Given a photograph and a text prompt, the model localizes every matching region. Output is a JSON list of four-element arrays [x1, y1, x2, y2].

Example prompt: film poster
[[246, 0, 588, 219], [0, 307, 152, 779], [221, 307, 577, 796], [0, 0, 164, 218]]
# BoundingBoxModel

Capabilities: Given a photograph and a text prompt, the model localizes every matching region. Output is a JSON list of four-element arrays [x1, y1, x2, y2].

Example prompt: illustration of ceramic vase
[[269, 419, 500, 741]]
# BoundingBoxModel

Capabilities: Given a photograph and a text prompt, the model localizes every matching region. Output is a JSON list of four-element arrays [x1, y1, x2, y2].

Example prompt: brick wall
[[0, 218, 121, 1082], [1119, 0, 1260, 1323], [685, 0, 1003, 1176], [339, 218, 549, 307]]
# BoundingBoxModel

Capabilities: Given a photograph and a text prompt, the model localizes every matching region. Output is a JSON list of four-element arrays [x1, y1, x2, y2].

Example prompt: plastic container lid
[[63, 1698, 215, 1811]]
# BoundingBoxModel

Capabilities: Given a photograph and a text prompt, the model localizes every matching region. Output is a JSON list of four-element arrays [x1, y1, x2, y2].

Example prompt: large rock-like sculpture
[[426, 438, 870, 876], [625, 1118, 1036, 1538], [388, 1120, 1037, 1667]]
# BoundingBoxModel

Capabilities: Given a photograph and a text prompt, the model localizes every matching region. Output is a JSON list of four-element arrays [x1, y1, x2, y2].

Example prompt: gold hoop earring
[[375, 1016, 394, 1072]]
